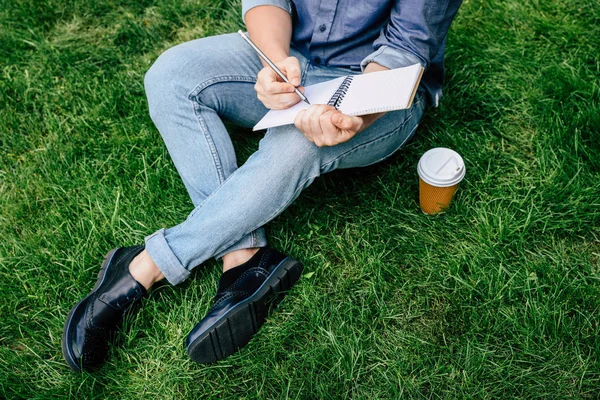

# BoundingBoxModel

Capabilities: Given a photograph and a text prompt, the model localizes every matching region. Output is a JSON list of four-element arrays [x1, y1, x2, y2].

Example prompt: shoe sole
[[186, 257, 303, 364], [61, 249, 119, 372]]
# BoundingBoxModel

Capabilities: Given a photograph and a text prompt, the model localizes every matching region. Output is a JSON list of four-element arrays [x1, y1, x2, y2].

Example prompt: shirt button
[[319, 24, 327, 32], [314, 57, 321, 64]]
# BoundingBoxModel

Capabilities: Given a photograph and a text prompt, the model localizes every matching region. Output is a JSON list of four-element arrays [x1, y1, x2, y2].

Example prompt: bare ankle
[[129, 249, 165, 290], [222, 248, 260, 272]]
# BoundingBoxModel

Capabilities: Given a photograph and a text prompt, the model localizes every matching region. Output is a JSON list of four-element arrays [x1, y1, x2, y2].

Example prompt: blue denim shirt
[[242, 0, 462, 106]]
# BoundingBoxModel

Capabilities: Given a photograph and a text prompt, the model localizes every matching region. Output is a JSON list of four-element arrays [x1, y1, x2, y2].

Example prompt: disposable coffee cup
[[417, 148, 465, 214]]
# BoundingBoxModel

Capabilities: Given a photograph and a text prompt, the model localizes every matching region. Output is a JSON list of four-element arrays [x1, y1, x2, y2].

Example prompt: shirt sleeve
[[242, 0, 292, 23], [360, 0, 463, 71]]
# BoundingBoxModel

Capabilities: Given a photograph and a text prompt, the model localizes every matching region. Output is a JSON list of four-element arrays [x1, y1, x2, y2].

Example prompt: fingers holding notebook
[[294, 105, 363, 147]]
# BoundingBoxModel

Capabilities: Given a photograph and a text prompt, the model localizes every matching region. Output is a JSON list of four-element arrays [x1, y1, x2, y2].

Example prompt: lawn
[[1, 0, 599, 398]]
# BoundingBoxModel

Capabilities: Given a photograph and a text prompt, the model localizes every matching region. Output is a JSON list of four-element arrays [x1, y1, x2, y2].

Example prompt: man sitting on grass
[[62, 0, 462, 371]]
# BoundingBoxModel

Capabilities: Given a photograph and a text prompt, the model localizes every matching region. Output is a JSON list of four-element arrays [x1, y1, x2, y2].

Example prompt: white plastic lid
[[417, 147, 465, 187]]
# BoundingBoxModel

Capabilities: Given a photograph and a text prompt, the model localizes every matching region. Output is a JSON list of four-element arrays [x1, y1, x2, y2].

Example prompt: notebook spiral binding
[[327, 76, 354, 109]]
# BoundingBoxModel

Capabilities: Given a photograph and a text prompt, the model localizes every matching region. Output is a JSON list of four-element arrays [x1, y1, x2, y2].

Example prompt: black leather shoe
[[186, 248, 303, 364], [62, 246, 147, 371]]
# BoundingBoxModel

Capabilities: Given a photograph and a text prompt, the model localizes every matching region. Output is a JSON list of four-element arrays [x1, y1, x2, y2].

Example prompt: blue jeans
[[143, 33, 426, 285]]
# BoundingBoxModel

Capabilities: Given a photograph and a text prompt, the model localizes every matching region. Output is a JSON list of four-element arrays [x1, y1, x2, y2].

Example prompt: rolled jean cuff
[[145, 228, 190, 286], [214, 228, 268, 260]]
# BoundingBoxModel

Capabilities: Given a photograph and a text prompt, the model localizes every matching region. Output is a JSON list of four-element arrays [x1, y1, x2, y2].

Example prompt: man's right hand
[[254, 56, 305, 110]]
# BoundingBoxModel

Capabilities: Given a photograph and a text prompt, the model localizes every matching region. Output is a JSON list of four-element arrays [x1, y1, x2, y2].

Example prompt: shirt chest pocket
[[341, 1, 391, 37]]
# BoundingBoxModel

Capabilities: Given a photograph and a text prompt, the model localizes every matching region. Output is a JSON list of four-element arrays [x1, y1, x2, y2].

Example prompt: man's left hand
[[294, 104, 364, 147]]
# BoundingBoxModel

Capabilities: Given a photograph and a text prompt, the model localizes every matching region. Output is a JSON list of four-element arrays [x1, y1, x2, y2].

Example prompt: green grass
[[1, 0, 599, 398]]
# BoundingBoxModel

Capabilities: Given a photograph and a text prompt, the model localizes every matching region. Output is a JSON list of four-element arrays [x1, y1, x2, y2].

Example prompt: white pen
[[237, 30, 310, 105]]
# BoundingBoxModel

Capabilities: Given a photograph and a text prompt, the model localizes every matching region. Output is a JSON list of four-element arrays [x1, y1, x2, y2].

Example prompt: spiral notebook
[[253, 63, 424, 131]]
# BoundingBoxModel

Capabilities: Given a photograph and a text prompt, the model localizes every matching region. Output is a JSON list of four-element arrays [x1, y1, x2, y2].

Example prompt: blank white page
[[338, 64, 423, 116]]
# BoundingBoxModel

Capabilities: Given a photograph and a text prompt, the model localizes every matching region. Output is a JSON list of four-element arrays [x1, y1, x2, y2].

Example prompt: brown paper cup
[[417, 148, 465, 215], [419, 178, 459, 214]]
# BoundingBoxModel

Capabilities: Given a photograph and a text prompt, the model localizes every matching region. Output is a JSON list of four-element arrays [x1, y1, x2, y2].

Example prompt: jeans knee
[[144, 45, 193, 120]]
